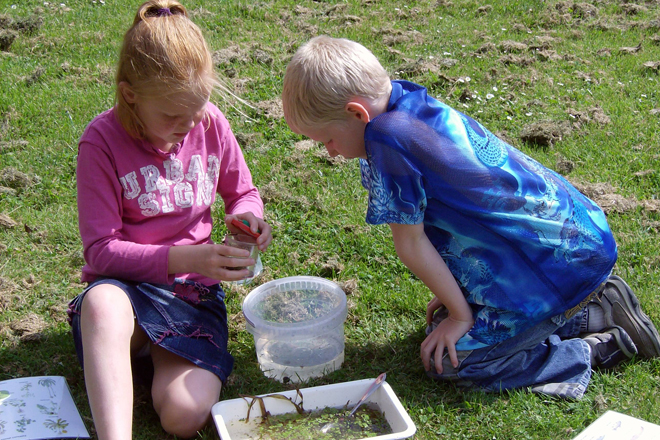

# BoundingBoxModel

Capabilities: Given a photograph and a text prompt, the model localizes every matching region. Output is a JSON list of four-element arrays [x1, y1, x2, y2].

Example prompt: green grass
[[2, 0, 660, 439]]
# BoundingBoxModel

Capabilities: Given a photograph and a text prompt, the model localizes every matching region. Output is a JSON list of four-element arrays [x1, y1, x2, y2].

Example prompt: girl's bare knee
[[80, 285, 135, 340], [158, 400, 213, 438], [82, 285, 132, 320]]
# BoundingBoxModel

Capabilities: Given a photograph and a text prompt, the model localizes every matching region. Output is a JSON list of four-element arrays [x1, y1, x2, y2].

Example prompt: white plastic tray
[[212, 378, 416, 440]]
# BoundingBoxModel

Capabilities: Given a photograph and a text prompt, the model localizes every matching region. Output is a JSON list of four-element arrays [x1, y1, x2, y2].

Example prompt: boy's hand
[[388, 222, 474, 374], [420, 314, 474, 374], [426, 296, 444, 327], [225, 212, 272, 251]]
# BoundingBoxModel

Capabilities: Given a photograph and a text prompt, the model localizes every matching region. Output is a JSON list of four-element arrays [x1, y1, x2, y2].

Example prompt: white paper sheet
[[0, 376, 89, 439], [572, 410, 660, 440]]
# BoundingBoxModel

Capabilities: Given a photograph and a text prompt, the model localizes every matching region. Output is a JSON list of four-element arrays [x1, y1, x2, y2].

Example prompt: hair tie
[[157, 8, 173, 16]]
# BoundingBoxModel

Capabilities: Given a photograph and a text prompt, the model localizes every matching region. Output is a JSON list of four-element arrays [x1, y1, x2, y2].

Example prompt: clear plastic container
[[242, 276, 347, 383]]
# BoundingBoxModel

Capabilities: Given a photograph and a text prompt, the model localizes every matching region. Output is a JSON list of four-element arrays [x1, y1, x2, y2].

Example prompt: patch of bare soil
[[0, 213, 17, 229], [255, 99, 284, 120], [312, 148, 348, 166], [567, 106, 611, 127], [285, 140, 319, 163], [48, 303, 69, 323], [499, 70, 541, 89], [10, 312, 47, 342], [234, 131, 263, 150], [555, 155, 575, 175], [0, 12, 44, 51], [640, 199, 660, 213], [377, 28, 425, 47], [569, 182, 660, 215], [499, 54, 536, 67], [212, 45, 251, 66], [0, 277, 20, 311], [0, 139, 28, 153], [337, 279, 358, 296], [259, 180, 311, 209], [0, 167, 37, 190], [305, 251, 345, 278], [477, 5, 493, 15], [0, 28, 17, 51], [643, 61, 660, 72], [0, 12, 43, 33], [588, 18, 630, 32], [619, 42, 642, 54], [293, 140, 318, 152], [227, 311, 246, 337], [499, 40, 529, 53], [520, 120, 572, 147], [622, 4, 648, 15], [532, 35, 562, 50], [394, 58, 458, 78], [317, 257, 345, 278], [475, 42, 496, 54], [536, 49, 563, 62], [276, 5, 322, 35], [342, 280, 359, 322], [555, 2, 599, 19]]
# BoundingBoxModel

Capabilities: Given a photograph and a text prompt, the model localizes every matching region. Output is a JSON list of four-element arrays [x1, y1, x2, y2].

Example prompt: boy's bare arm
[[389, 222, 472, 321], [389, 222, 474, 373]]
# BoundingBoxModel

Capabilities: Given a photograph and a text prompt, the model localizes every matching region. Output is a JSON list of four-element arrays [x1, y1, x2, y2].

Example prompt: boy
[[282, 36, 660, 399]]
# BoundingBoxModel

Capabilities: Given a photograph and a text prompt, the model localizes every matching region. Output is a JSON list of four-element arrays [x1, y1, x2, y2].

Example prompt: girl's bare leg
[[150, 345, 222, 438], [80, 284, 148, 440]]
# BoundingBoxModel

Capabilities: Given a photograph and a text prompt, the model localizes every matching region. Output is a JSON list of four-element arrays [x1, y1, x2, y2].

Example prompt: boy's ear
[[346, 101, 371, 123], [118, 81, 137, 104]]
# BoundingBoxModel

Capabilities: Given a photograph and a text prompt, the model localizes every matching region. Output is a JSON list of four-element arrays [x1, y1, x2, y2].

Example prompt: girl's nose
[[181, 117, 196, 130]]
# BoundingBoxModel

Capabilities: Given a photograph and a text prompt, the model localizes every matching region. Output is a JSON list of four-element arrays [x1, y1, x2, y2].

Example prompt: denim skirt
[[67, 277, 234, 383]]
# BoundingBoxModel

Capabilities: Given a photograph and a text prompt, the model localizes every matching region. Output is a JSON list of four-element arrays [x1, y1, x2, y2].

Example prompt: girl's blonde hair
[[115, 0, 216, 139], [282, 36, 391, 131]]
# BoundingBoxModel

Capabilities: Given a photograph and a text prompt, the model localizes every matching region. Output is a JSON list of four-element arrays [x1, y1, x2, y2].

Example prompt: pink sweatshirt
[[76, 103, 263, 286]]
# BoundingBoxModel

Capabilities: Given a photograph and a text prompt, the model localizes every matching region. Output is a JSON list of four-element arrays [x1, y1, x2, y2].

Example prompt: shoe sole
[[601, 276, 660, 358]]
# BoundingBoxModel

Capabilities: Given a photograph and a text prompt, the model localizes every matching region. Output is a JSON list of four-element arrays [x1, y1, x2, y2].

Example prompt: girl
[[68, 1, 272, 438]]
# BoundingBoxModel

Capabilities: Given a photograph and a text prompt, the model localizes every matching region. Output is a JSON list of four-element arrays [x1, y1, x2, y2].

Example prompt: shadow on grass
[[0, 324, 496, 439], [0, 327, 95, 435], [0, 327, 167, 439], [224, 326, 494, 415]]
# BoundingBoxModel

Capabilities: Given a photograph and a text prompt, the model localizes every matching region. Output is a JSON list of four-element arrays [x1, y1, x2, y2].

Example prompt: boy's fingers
[[420, 343, 432, 371], [448, 345, 459, 368], [434, 343, 445, 374]]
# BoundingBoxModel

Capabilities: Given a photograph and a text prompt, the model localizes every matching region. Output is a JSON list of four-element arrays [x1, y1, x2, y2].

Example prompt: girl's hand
[[169, 243, 255, 282], [420, 314, 474, 374], [225, 213, 272, 251], [199, 242, 260, 281]]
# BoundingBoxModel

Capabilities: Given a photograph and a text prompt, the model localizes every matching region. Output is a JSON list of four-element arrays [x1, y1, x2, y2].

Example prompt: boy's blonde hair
[[115, 0, 216, 139], [282, 36, 391, 131]]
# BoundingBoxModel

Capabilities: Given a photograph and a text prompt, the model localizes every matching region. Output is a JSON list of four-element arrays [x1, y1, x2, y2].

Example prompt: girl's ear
[[345, 101, 372, 123], [118, 81, 137, 104]]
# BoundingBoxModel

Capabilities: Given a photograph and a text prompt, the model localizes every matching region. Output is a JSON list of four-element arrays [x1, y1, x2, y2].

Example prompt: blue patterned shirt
[[360, 80, 617, 350]]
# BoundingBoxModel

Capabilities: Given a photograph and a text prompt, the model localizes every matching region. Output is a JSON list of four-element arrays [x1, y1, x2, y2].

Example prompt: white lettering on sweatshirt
[[119, 154, 220, 216]]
